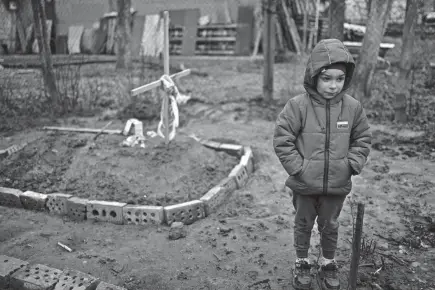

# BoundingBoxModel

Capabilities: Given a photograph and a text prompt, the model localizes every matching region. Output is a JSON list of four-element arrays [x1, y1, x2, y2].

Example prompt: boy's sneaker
[[292, 259, 312, 290], [318, 260, 340, 290]]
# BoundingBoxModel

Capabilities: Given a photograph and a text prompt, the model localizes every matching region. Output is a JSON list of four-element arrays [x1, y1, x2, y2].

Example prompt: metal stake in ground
[[349, 202, 365, 290]]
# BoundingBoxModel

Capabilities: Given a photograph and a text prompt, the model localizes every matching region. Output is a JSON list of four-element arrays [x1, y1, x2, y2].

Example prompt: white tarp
[[141, 14, 164, 57]]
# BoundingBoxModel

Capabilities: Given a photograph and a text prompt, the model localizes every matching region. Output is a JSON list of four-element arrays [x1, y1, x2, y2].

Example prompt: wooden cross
[[131, 11, 191, 147]]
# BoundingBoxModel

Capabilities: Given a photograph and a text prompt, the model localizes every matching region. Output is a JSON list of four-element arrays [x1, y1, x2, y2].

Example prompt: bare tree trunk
[[329, 0, 345, 41], [116, 0, 132, 70], [31, 0, 59, 113], [350, 0, 393, 101], [394, 0, 419, 123]]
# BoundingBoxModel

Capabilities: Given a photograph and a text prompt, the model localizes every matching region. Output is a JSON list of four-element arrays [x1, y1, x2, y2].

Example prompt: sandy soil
[[1, 56, 435, 290]]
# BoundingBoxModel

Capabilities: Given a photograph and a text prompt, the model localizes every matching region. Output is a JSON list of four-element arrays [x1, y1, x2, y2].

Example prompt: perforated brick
[[218, 143, 243, 157], [123, 205, 164, 225], [0, 255, 28, 287], [86, 200, 126, 225], [53, 268, 99, 290], [0, 187, 23, 208], [95, 281, 127, 290], [10, 264, 62, 290], [240, 146, 254, 174], [20, 191, 48, 211], [200, 177, 237, 216], [47, 193, 72, 215], [229, 164, 249, 189], [164, 200, 205, 226], [66, 197, 88, 221]]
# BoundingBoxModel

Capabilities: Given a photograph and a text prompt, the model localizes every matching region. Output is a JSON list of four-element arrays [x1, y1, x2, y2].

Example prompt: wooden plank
[[313, 0, 320, 44], [235, 6, 255, 56], [43, 126, 122, 135], [24, 24, 34, 54], [33, 20, 52, 54], [131, 14, 145, 57], [68, 25, 84, 54], [275, 21, 284, 50], [16, 14, 27, 54], [94, 17, 108, 54], [131, 69, 191, 96], [163, 11, 170, 146], [303, 0, 308, 51], [106, 17, 117, 54], [251, 3, 263, 58], [280, 0, 302, 54]]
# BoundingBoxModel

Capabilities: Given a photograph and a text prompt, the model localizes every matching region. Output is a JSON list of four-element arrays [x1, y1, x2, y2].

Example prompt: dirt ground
[[1, 54, 435, 290]]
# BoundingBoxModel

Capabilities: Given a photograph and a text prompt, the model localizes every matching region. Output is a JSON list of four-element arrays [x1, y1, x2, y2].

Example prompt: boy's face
[[316, 68, 346, 99]]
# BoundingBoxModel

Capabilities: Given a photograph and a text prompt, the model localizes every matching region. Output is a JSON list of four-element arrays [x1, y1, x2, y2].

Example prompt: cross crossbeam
[[131, 69, 191, 96]]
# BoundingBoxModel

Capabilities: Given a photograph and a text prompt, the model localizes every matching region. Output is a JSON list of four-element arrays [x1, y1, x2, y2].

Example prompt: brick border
[[0, 138, 255, 227], [0, 254, 126, 289]]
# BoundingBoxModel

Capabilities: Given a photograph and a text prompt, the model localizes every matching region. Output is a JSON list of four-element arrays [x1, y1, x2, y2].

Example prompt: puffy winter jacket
[[273, 39, 371, 195]]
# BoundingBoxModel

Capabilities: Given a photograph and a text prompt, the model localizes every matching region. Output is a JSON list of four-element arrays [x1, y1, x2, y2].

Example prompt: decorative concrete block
[[164, 200, 205, 226], [0, 255, 28, 287], [0, 187, 23, 208], [229, 164, 249, 189], [20, 191, 48, 211], [95, 281, 127, 290], [200, 177, 237, 216], [123, 205, 164, 225], [218, 143, 243, 157], [66, 197, 88, 221], [240, 146, 254, 174], [10, 264, 62, 290], [86, 200, 126, 225], [47, 193, 72, 215], [53, 268, 99, 290]]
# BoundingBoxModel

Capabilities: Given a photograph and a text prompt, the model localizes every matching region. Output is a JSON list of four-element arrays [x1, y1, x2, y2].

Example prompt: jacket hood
[[304, 39, 355, 105]]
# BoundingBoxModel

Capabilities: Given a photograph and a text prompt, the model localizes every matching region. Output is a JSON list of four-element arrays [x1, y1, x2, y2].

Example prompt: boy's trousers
[[292, 192, 346, 259]]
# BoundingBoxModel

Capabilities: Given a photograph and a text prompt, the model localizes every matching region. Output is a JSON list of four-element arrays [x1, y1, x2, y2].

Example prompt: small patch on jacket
[[337, 121, 349, 129]]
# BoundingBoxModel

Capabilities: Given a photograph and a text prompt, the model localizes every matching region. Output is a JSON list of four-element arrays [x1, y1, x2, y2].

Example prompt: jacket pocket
[[296, 159, 311, 176], [328, 158, 352, 188], [297, 159, 324, 189]]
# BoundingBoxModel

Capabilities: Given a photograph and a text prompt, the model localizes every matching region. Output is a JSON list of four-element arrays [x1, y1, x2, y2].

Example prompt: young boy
[[273, 39, 371, 290]]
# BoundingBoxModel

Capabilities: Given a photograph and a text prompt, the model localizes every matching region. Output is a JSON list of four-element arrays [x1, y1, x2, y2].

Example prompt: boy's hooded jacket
[[273, 39, 371, 195]]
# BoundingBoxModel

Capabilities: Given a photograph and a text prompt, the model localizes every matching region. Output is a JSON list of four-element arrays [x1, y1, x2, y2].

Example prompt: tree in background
[[31, 0, 59, 113], [329, 0, 345, 41], [350, 0, 393, 102], [116, 0, 133, 70], [393, 0, 420, 123]]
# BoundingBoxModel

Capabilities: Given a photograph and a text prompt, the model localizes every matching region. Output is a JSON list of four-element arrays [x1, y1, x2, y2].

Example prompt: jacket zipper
[[323, 100, 330, 195]]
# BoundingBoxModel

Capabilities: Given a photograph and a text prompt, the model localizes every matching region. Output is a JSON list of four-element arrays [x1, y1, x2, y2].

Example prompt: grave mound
[[0, 133, 239, 206]]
